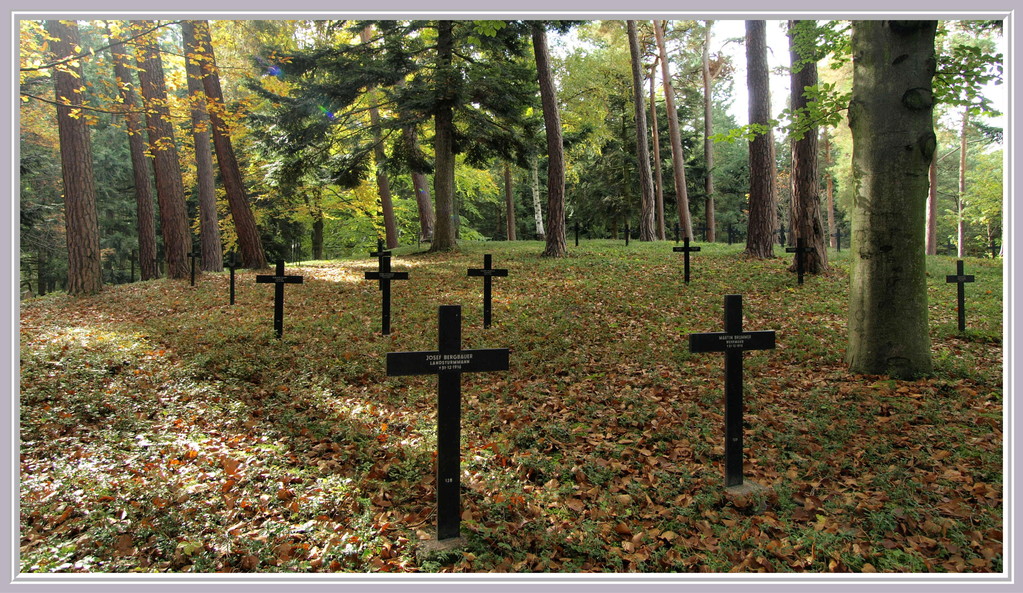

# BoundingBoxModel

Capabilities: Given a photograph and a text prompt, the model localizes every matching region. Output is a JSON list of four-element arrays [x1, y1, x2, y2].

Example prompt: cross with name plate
[[689, 295, 777, 488], [467, 254, 508, 329], [945, 260, 976, 332], [365, 255, 408, 335], [255, 260, 304, 339], [387, 305, 510, 541], [673, 237, 701, 284]]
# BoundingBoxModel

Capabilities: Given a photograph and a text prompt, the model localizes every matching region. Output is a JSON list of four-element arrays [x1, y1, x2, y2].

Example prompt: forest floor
[[18, 240, 1004, 575]]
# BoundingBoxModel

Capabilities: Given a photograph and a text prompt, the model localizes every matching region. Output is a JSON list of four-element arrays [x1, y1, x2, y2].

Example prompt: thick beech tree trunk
[[533, 23, 567, 257], [181, 21, 223, 272], [702, 21, 717, 243], [107, 23, 158, 281], [430, 20, 458, 252], [134, 20, 191, 280], [188, 20, 266, 269], [504, 162, 516, 241], [788, 20, 828, 274], [627, 21, 656, 242], [847, 20, 936, 379], [47, 19, 102, 295], [649, 61, 666, 240], [744, 20, 777, 259]]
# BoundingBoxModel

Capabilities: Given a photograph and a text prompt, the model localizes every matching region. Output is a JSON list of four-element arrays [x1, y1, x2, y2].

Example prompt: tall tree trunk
[[846, 20, 936, 379], [504, 162, 516, 241], [46, 19, 102, 295], [529, 157, 546, 239], [181, 21, 223, 272], [430, 20, 458, 251], [188, 20, 266, 269], [400, 122, 435, 242], [627, 21, 656, 242], [926, 151, 938, 255], [788, 20, 828, 274], [649, 61, 666, 240], [957, 108, 968, 258], [107, 22, 158, 281], [653, 20, 693, 240], [311, 206, 324, 260], [702, 21, 717, 243], [533, 23, 567, 257], [823, 129, 837, 249], [744, 20, 777, 259], [360, 26, 398, 250], [133, 20, 191, 280]]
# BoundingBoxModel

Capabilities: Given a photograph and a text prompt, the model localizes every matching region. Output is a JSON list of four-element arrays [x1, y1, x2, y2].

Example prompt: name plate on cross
[[386, 305, 509, 541], [255, 260, 303, 339], [689, 294, 777, 489]]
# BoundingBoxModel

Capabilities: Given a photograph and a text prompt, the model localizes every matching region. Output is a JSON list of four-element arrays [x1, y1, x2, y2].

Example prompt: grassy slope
[[18, 240, 1003, 573]]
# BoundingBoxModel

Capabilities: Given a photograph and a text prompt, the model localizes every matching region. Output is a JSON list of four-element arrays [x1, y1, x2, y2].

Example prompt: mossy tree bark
[[847, 20, 937, 379]]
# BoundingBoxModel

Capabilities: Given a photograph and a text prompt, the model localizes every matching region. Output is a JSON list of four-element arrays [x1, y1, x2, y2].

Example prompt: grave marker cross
[[672, 237, 701, 284], [689, 295, 776, 488], [624, 223, 631, 246], [364, 255, 408, 335], [369, 238, 392, 290], [674, 222, 681, 244], [945, 260, 976, 332], [467, 254, 508, 329], [785, 237, 814, 285], [387, 305, 509, 541], [188, 249, 200, 286], [833, 226, 843, 252], [255, 260, 304, 338], [226, 251, 238, 305]]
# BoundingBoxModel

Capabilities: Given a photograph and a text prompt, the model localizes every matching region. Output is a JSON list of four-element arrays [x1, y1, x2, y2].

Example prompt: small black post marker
[[467, 254, 508, 329], [188, 249, 199, 286], [227, 251, 238, 305], [945, 260, 976, 332], [727, 224, 734, 246], [834, 226, 843, 253], [575, 221, 580, 247], [689, 295, 776, 488], [673, 237, 701, 284], [777, 223, 786, 246], [785, 237, 813, 285], [364, 255, 409, 335], [674, 222, 680, 244], [625, 223, 630, 246], [387, 306, 509, 541], [255, 260, 304, 339]]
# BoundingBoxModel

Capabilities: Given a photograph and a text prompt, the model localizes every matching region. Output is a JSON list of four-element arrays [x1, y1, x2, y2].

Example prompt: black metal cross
[[695, 223, 709, 243], [674, 222, 680, 244], [255, 260, 304, 339], [364, 255, 408, 335], [370, 238, 391, 259], [387, 305, 509, 541], [226, 251, 238, 305], [833, 226, 843, 253], [689, 295, 776, 488], [574, 221, 580, 247], [727, 224, 735, 246], [672, 237, 701, 284], [786, 237, 814, 285], [467, 254, 508, 329], [624, 223, 630, 246], [776, 223, 787, 246], [945, 260, 976, 332], [188, 249, 200, 286]]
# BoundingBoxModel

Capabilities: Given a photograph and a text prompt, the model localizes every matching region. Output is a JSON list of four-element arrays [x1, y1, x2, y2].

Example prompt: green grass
[[18, 239, 1002, 573]]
